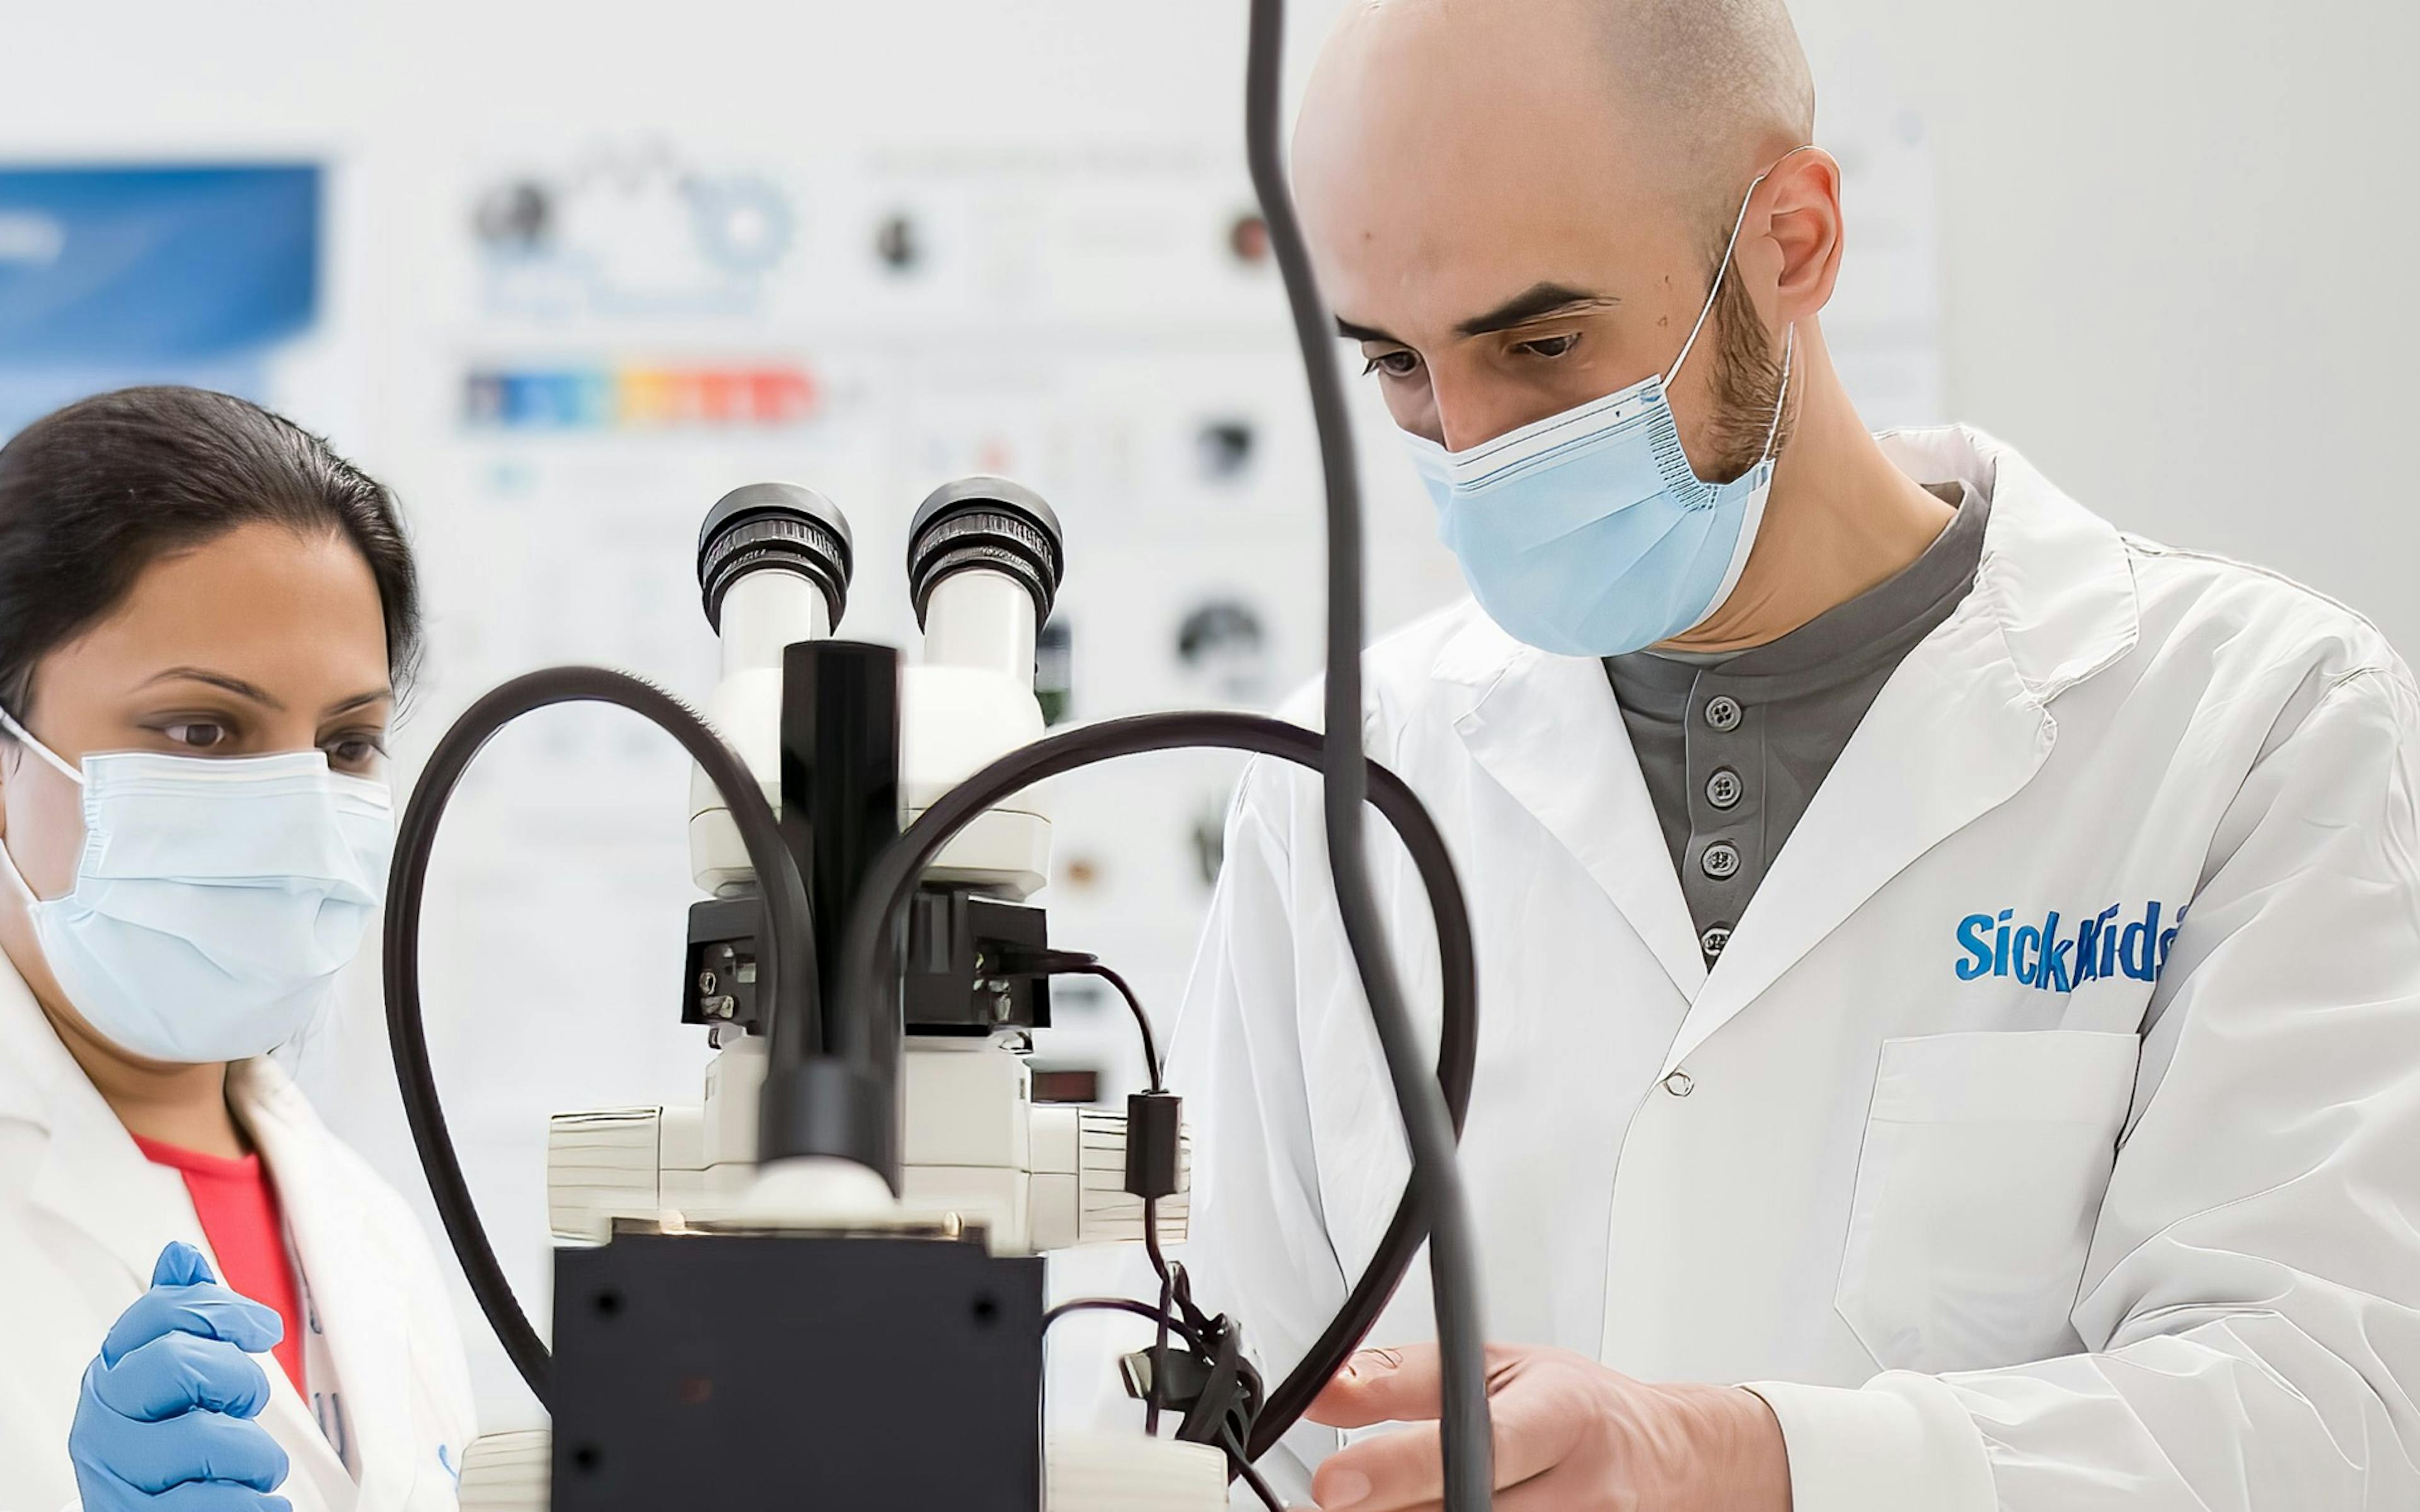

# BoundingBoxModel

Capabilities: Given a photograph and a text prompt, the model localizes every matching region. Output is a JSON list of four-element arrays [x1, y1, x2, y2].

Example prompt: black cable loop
[[826, 710, 1476, 1459], [383, 666, 817, 1409]]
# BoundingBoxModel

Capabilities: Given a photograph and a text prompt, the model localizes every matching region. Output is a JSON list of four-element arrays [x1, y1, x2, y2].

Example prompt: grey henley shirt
[[1603, 483, 1988, 963]]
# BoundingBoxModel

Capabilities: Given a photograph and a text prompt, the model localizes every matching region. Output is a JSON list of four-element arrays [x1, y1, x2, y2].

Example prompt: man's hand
[[1301, 1343, 1791, 1511]]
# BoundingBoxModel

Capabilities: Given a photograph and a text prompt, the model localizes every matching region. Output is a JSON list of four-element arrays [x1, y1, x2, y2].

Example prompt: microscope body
[[526, 481, 1211, 1512]]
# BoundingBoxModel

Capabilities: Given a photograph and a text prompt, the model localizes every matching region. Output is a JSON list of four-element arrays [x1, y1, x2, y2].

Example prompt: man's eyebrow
[[139, 667, 285, 711], [1336, 315, 1403, 345], [1454, 282, 1620, 338]]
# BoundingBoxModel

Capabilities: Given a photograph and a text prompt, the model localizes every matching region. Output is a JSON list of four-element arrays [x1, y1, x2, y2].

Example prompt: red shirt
[[132, 1135, 306, 1398]]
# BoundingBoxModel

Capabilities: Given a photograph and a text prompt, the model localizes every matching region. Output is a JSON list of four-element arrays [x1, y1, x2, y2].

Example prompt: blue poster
[[0, 164, 320, 437]]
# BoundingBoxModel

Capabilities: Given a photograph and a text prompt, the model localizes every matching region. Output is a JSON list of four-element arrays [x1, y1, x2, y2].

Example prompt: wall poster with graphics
[[0, 166, 322, 437]]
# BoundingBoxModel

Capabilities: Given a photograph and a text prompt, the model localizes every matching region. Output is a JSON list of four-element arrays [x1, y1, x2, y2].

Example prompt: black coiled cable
[[383, 666, 817, 1409]]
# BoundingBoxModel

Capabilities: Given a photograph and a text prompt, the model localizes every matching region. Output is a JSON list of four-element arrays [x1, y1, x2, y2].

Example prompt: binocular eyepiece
[[695, 476, 1066, 643]]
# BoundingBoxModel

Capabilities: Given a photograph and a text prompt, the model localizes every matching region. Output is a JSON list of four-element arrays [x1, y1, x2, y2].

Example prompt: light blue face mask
[[0, 708, 393, 1063], [1403, 154, 1804, 657]]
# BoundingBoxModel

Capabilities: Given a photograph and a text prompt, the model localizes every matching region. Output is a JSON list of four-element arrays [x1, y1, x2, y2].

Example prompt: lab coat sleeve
[[1753, 665, 2420, 1511], [1165, 762, 1351, 1499]]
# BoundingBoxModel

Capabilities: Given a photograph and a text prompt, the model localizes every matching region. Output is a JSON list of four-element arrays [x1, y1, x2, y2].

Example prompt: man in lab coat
[[1170, 0, 2420, 1507]]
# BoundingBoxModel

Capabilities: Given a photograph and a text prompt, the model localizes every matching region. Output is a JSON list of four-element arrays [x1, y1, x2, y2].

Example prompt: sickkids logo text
[[1955, 901, 2184, 991]]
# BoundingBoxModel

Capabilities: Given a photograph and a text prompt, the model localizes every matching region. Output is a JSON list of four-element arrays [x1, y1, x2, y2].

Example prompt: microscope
[[402, 478, 1231, 1511], [542, 476, 1213, 1505]]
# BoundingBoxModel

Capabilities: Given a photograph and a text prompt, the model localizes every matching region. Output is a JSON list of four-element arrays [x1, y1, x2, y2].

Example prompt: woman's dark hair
[[0, 386, 422, 718]]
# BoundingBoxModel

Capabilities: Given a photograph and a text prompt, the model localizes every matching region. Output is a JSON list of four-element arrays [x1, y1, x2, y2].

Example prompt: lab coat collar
[[232, 1055, 417, 1512], [1874, 425, 2140, 699], [1441, 627, 1712, 1000], [1439, 425, 2136, 1056]]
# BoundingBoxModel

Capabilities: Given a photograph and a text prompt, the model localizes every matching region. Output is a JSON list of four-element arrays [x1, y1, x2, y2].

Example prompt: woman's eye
[[161, 722, 229, 750], [323, 735, 383, 768], [1514, 333, 1581, 359], [1363, 349, 1423, 379]]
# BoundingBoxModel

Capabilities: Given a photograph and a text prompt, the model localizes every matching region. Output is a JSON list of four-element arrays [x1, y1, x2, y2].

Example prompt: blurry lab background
[[0, 0, 2409, 1434]]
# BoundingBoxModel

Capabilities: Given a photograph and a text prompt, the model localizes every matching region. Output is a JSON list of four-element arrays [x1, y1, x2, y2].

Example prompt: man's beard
[[1695, 262, 1796, 484]]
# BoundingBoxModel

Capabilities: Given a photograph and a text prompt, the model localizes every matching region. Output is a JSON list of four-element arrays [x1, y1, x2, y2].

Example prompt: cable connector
[[1125, 1091, 1183, 1200], [991, 945, 1100, 978], [998, 946, 1167, 1092]]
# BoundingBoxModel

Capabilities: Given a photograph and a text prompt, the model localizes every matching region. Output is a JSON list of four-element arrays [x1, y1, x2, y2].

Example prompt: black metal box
[[551, 1231, 1046, 1510]]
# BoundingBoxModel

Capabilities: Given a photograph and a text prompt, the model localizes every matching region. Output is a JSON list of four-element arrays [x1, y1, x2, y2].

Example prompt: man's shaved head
[[1294, 0, 1838, 462], [1308, 0, 1814, 239], [1585, 0, 1816, 226]]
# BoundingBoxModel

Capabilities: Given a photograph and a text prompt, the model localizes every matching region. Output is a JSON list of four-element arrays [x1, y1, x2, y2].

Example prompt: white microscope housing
[[552, 478, 1183, 1256]]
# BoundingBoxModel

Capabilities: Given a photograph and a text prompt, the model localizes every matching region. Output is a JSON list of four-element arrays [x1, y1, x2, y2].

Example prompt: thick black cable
[[829, 710, 1475, 1457], [383, 667, 818, 1409], [1243, 1, 1493, 1503]]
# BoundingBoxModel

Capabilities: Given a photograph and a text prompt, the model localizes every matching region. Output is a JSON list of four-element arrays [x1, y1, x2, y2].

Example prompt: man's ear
[[1761, 147, 1845, 325]]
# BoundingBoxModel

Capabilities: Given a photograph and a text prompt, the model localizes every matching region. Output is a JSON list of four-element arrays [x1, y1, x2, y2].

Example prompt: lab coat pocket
[[1834, 1030, 2140, 1375]]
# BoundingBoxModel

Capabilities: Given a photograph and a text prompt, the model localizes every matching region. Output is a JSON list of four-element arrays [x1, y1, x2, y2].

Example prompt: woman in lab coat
[[0, 388, 475, 1511]]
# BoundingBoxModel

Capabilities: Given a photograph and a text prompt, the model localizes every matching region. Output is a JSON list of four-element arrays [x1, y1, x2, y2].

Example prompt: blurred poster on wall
[[0, 164, 320, 437]]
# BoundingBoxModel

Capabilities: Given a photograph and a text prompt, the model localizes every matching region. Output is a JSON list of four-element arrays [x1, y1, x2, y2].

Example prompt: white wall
[[1790, 0, 2420, 646]]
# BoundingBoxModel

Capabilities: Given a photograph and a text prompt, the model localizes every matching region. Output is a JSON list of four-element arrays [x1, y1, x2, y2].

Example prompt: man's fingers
[[103, 1283, 285, 1366], [89, 1333, 275, 1423], [1306, 1360, 1572, 1511], [1305, 1342, 1526, 1428], [1306, 1346, 1441, 1429], [1311, 1422, 1443, 1512]]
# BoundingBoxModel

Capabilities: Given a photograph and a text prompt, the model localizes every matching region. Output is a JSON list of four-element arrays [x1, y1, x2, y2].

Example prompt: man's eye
[[1514, 333, 1582, 359], [162, 722, 229, 750], [1362, 350, 1422, 379]]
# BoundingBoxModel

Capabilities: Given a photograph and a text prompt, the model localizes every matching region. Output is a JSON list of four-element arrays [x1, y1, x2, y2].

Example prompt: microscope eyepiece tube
[[923, 571, 1036, 684], [719, 572, 830, 677], [698, 483, 854, 674], [906, 478, 1063, 671]]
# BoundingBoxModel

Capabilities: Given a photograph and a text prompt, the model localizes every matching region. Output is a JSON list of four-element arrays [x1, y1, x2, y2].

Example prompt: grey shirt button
[[1700, 924, 1732, 958], [1702, 840, 1741, 880], [1704, 694, 1743, 732], [1706, 768, 1743, 810]]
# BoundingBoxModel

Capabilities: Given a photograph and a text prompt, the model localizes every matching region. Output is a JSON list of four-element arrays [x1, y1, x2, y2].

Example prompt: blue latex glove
[[69, 1242, 291, 1512]]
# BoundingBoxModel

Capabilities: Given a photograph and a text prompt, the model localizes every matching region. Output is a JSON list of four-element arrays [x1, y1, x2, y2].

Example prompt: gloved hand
[[69, 1242, 291, 1512]]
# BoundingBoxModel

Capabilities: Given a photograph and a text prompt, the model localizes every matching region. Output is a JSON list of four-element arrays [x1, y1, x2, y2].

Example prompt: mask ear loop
[[0, 706, 74, 907], [1760, 323, 1797, 464], [1664, 144, 1819, 389], [0, 706, 83, 788]]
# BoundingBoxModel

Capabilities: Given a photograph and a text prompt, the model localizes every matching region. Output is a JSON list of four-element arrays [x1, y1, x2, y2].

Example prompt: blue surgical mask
[[0, 708, 393, 1063], [1403, 154, 1804, 657]]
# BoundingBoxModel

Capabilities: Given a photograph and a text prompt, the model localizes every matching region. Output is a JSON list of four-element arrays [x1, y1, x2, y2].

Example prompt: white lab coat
[[1172, 425, 2420, 1509], [0, 957, 477, 1512]]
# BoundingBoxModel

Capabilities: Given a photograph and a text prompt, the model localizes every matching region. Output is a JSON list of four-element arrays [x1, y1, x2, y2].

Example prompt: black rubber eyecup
[[697, 483, 855, 632], [906, 477, 1065, 631]]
